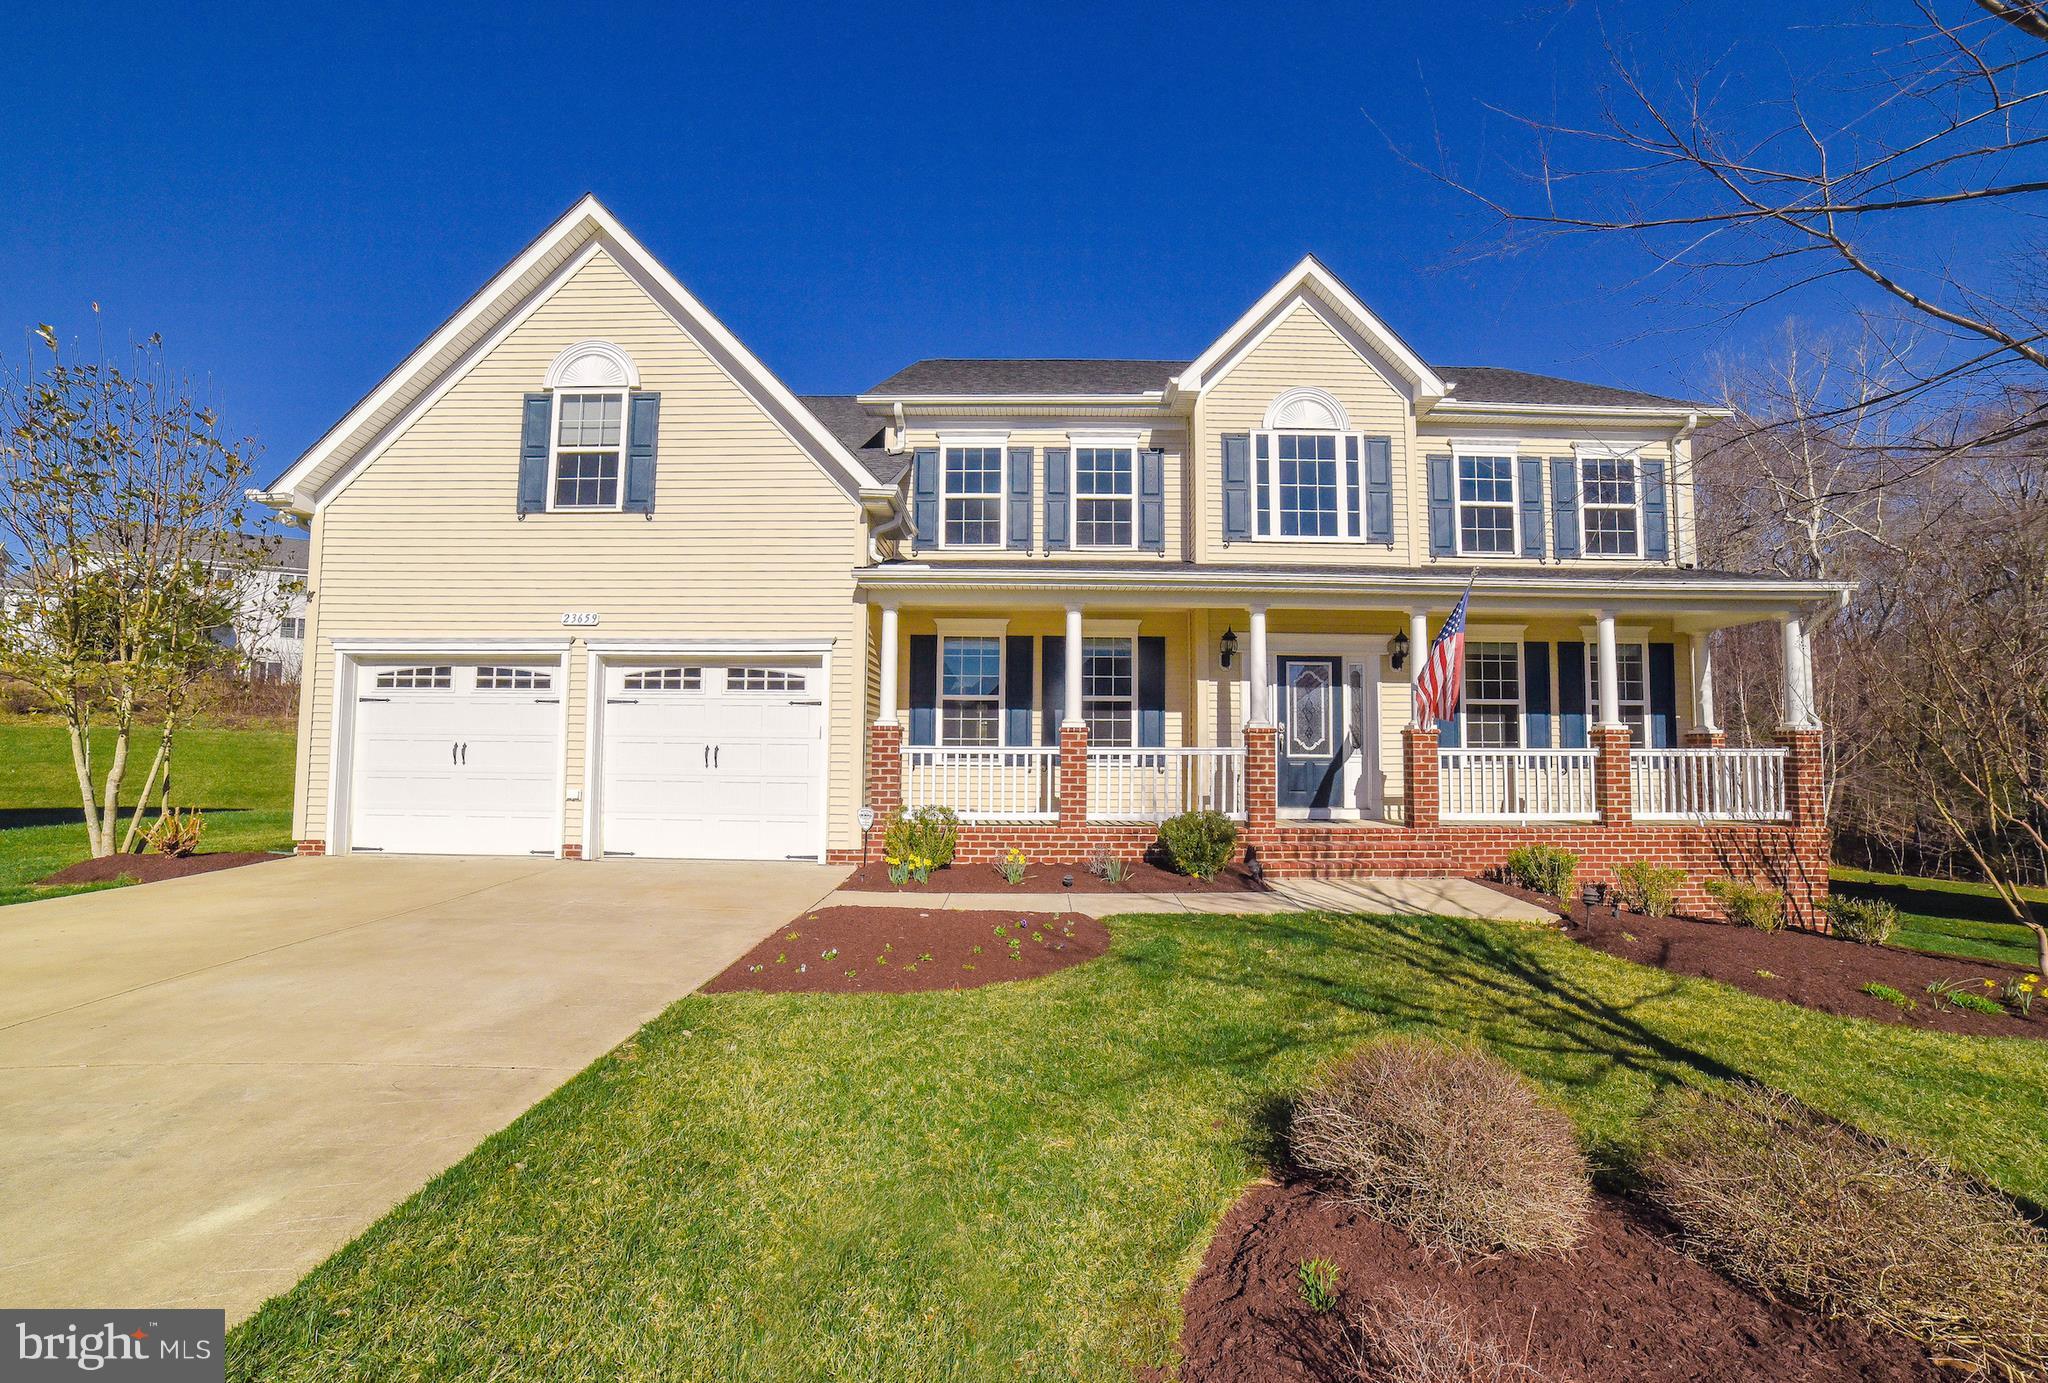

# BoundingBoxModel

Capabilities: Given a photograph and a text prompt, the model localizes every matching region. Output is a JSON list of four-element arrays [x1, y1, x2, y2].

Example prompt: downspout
[[868, 488, 910, 563]]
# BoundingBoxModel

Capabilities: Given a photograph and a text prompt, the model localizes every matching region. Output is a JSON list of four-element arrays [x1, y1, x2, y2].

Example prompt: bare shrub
[[1641, 1083, 2048, 1379], [1339, 1290, 1557, 1383], [1289, 1038, 1591, 1257]]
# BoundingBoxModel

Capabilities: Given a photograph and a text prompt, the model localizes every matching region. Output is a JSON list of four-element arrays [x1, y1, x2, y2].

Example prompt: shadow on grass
[[1835, 875, 2043, 928], [0, 806, 268, 831]]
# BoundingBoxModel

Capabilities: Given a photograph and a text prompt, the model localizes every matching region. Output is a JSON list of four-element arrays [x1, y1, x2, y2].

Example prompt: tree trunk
[[96, 723, 132, 858], [64, 712, 103, 858], [119, 732, 173, 855]]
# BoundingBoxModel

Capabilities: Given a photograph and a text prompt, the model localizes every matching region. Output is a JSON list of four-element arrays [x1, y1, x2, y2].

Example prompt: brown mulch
[[839, 857, 1265, 894], [37, 851, 282, 887], [700, 906, 1110, 994], [1174, 1180, 1939, 1382]]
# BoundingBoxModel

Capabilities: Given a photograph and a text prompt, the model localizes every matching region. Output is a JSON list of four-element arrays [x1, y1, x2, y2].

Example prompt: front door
[[1277, 655, 1343, 809]]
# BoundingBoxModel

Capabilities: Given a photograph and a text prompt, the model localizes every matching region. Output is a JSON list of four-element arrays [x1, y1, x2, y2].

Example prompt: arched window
[[542, 341, 639, 510], [1254, 388, 1362, 539]]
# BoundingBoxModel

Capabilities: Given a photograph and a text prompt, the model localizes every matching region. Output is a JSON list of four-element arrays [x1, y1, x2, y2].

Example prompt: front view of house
[[258, 196, 1842, 911]]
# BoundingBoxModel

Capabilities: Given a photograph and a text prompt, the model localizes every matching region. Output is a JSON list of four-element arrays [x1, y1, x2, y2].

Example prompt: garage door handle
[[461, 742, 469, 765], [714, 746, 721, 768], [452, 741, 458, 765], [607, 698, 638, 705], [703, 744, 709, 768], [359, 696, 390, 703]]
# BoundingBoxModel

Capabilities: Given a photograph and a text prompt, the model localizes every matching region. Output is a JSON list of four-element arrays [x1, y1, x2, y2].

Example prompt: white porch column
[[1781, 614, 1815, 728], [1248, 604, 1271, 726], [1064, 604, 1085, 726], [875, 602, 899, 725], [1595, 610, 1622, 729], [1408, 608, 1429, 725], [1692, 631, 1719, 733]]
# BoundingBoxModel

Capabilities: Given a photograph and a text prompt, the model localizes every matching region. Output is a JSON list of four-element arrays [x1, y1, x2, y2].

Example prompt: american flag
[[1414, 581, 1473, 727]]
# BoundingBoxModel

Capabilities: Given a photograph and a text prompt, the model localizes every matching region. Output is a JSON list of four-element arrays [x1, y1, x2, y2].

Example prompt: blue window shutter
[[907, 635, 937, 746], [1138, 636, 1166, 747], [518, 394, 551, 515], [1649, 641, 1678, 748], [1522, 641, 1552, 748], [1004, 635, 1034, 745], [1221, 434, 1251, 541], [911, 449, 939, 549], [1007, 447, 1034, 551], [1550, 457, 1580, 558], [1438, 710, 1461, 747], [1641, 459, 1670, 561], [1556, 641, 1588, 747], [1365, 436, 1394, 544], [623, 392, 659, 515], [1518, 456, 1545, 558], [1043, 448, 1070, 550], [1426, 454, 1455, 555], [1040, 636, 1065, 745], [1138, 449, 1165, 552]]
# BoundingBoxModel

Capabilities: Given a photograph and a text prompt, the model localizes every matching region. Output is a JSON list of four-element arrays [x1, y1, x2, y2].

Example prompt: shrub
[[1858, 981, 1914, 1012], [1295, 1257, 1341, 1313], [881, 806, 958, 883], [1703, 878, 1784, 931], [1157, 809, 1238, 881], [1927, 976, 2008, 1014], [1640, 1083, 2048, 1378], [993, 847, 1028, 886], [1289, 1037, 1590, 1257], [1612, 860, 1684, 918], [1502, 845, 1578, 903], [1339, 1290, 1560, 1383], [1822, 895, 1899, 945], [144, 808, 205, 858], [1088, 852, 1132, 885]]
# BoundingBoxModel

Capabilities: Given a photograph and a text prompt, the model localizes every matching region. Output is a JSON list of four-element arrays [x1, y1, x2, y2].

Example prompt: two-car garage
[[339, 648, 827, 862]]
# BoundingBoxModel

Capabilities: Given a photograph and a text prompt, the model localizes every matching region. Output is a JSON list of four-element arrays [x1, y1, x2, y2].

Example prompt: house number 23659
[[561, 612, 600, 627]]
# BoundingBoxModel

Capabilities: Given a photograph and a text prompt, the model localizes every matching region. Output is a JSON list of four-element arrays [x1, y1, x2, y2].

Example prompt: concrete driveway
[[0, 854, 843, 1322]]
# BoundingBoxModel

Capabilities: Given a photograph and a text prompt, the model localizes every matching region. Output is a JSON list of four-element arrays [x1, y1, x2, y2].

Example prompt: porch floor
[[825, 877, 1556, 923]]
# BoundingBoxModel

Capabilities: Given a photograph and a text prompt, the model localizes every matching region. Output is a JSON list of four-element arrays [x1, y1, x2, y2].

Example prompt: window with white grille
[[622, 667, 702, 692], [476, 666, 552, 691], [374, 665, 452, 690], [726, 667, 805, 693], [1460, 643, 1522, 747]]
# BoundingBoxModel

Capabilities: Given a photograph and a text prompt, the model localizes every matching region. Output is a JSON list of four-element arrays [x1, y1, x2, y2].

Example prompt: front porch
[[848, 569, 1834, 915]]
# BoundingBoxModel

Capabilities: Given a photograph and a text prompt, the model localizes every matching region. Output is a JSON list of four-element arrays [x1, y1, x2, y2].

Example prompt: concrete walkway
[[826, 875, 1558, 921], [0, 854, 843, 1322]]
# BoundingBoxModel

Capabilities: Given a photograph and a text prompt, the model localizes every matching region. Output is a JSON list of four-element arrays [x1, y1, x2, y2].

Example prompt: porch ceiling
[[854, 561, 1849, 628]]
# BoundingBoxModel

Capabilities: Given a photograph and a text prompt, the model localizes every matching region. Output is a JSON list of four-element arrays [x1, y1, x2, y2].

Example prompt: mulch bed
[[701, 906, 1110, 994], [37, 850, 283, 888], [839, 857, 1265, 894], [1175, 1180, 1939, 1382]]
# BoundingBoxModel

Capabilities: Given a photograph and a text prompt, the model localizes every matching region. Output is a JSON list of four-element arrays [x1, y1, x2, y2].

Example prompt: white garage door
[[600, 661, 824, 861], [351, 662, 561, 856]]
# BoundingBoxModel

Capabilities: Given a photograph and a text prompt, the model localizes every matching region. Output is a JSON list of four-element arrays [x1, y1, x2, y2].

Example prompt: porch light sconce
[[1219, 626, 1239, 668], [1390, 628, 1410, 670]]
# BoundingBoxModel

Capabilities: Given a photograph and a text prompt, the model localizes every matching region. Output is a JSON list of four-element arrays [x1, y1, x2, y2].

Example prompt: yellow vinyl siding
[[1192, 300, 1418, 564], [299, 247, 868, 852]]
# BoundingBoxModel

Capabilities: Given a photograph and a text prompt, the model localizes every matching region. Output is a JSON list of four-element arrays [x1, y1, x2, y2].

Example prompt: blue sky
[[0, 0, 2001, 476]]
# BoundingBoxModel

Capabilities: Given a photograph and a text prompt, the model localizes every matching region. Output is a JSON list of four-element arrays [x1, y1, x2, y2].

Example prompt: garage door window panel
[[727, 667, 806, 693], [622, 667, 703, 692], [476, 666, 552, 691], [375, 665, 452, 690]]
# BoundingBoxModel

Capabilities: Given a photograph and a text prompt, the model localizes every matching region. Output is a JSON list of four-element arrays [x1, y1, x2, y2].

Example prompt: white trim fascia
[[1466, 622, 1529, 640], [1573, 438, 1655, 458], [1082, 617, 1142, 637], [1171, 256, 1447, 401], [933, 617, 1010, 636], [858, 393, 1169, 408], [1067, 427, 1147, 444], [265, 195, 885, 515], [583, 637, 837, 654], [1424, 400, 1731, 424], [332, 637, 574, 655], [1578, 623, 1655, 642]]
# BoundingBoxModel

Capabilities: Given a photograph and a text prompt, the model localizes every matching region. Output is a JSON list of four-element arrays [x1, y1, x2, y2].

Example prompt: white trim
[[936, 437, 1009, 549], [1426, 400, 1730, 423], [584, 637, 837, 654], [1465, 622, 1528, 640], [932, 618, 1010, 637], [1173, 256, 1447, 400], [544, 388, 628, 513], [1449, 444, 1522, 558], [1264, 632, 1389, 819], [331, 637, 573, 655], [1066, 428, 1146, 444], [1069, 439, 1139, 551], [261, 195, 887, 514], [543, 339, 639, 390], [1082, 618, 1142, 637], [1262, 386, 1350, 432]]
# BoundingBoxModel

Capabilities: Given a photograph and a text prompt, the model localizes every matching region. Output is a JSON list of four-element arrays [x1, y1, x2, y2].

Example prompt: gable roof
[[798, 395, 910, 485], [865, 359, 1187, 398], [256, 195, 892, 514], [1435, 366, 1693, 411]]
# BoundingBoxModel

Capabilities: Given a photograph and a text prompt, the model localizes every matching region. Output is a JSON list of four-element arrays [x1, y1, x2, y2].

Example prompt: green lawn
[[1832, 865, 2046, 969], [230, 908, 2048, 1382], [0, 720, 296, 907]]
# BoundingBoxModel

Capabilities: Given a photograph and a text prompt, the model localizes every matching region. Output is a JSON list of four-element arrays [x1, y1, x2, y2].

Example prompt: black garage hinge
[[354, 846, 384, 852], [604, 850, 636, 857], [358, 696, 391, 703], [606, 698, 638, 705]]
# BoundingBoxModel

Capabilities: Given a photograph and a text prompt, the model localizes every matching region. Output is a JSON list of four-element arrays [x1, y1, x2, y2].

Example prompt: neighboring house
[[255, 196, 1842, 911], [208, 533, 311, 682]]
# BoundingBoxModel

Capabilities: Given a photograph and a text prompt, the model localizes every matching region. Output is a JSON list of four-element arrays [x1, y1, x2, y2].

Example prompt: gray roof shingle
[[798, 395, 910, 485], [861, 358, 1701, 409]]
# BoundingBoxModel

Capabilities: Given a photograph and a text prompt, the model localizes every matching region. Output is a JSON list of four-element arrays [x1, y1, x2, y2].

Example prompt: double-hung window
[[1461, 642, 1522, 747], [1455, 454, 1517, 554], [1255, 432, 1359, 538], [1586, 641, 1649, 735], [551, 392, 624, 510], [939, 636, 1001, 745], [941, 444, 1004, 546], [1074, 446, 1135, 547], [1080, 637, 1135, 746], [1580, 457, 1642, 556]]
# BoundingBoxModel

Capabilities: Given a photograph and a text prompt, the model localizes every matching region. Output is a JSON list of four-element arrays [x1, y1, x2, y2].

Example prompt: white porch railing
[[903, 748, 1060, 822], [1632, 747, 1788, 821], [1088, 747, 1247, 822], [1439, 749, 1599, 821]]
